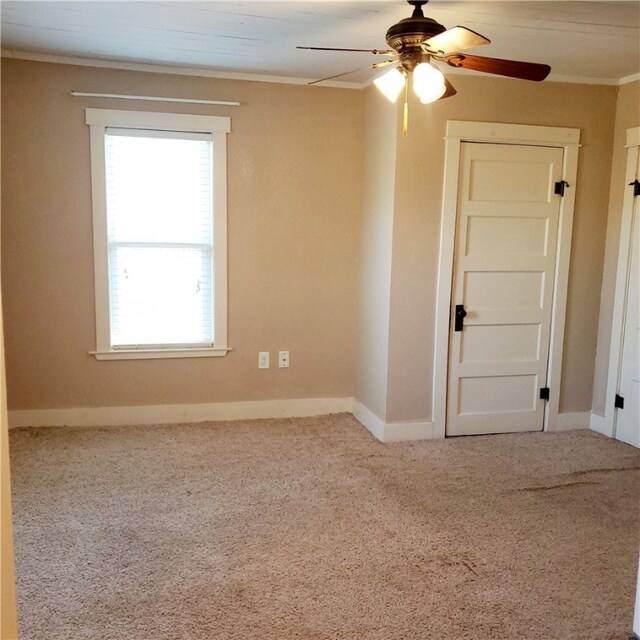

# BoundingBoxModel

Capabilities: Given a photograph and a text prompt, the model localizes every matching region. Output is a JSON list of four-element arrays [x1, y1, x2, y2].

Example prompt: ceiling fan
[[297, 0, 551, 134]]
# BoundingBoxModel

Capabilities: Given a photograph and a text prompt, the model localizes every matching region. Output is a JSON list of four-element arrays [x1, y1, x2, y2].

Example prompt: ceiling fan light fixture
[[412, 62, 446, 104], [374, 67, 406, 103], [300, 0, 552, 117]]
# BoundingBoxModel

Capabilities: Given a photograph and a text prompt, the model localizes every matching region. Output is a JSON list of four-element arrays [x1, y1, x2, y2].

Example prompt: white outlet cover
[[258, 351, 269, 369], [278, 351, 290, 368]]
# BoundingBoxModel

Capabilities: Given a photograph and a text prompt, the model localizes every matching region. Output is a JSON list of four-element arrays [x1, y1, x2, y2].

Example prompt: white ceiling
[[1, 1, 639, 86]]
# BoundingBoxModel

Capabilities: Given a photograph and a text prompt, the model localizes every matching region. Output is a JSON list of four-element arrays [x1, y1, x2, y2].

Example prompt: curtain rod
[[70, 91, 240, 106]]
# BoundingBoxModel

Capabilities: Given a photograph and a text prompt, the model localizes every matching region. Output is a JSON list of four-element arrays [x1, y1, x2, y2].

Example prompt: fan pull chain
[[402, 80, 409, 137]]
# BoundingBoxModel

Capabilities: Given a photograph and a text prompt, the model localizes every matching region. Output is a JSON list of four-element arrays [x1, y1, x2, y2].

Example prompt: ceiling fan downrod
[[386, 0, 445, 71], [407, 0, 429, 18]]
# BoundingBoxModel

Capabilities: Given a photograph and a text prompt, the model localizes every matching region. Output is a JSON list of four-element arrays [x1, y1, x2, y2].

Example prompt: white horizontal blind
[[104, 128, 214, 349]]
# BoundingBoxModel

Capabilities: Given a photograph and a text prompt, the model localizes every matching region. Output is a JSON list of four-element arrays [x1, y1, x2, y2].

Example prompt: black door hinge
[[554, 180, 569, 196], [540, 387, 550, 401], [629, 179, 640, 197], [615, 394, 625, 409]]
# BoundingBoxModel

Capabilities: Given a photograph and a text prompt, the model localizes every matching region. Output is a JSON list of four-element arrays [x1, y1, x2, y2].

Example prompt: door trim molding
[[433, 120, 581, 439], [603, 126, 640, 439]]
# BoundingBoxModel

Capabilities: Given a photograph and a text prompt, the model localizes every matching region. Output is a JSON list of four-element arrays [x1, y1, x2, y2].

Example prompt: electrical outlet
[[258, 351, 270, 369], [278, 351, 290, 368]]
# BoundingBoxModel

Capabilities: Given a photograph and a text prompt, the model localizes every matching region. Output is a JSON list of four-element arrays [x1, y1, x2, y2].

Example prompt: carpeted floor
[[9, 414, 640, 640]]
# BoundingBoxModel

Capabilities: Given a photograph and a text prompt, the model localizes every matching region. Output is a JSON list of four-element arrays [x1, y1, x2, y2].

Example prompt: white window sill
[[91, 347, 230, 361]]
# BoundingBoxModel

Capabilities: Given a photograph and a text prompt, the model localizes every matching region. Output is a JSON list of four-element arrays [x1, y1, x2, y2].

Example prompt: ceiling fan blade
[[372, 59, 398, 69], [423, 26, 490, 55], [308, 68, 362, 85], [308, 64, 375, 86], [297, 46, 395, 55], [309, 59, 398, 85], [440, 53, 551, 81], [441, 76, 457, 99]]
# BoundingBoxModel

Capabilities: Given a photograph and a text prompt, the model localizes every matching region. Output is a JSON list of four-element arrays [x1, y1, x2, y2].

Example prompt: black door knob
[[454, 304, 467, 332]]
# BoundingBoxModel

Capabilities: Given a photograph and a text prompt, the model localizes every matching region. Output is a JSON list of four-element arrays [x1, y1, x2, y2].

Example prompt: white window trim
[[86, 108, 230, 360]]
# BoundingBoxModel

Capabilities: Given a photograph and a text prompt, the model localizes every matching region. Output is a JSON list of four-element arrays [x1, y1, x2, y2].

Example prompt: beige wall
[[354, 87, 397, 420], [0, 57, 625, 423], [592, 80, 640, 416], [1, 59, 363, 410], [382, 75, 617, 421]]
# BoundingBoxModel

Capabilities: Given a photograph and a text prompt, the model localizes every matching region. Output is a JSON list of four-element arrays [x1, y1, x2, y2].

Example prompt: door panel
[[447, 143, 563, 436], [465, 215, 549, 256], [464, 271, 545, 311], [461, 324, 541, 363], [458, 375, 538, 414], [468, 159, 553, 202]]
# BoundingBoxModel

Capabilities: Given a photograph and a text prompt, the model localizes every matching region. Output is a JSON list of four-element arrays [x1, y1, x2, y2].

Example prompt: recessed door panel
[[458, 375, 538, 415], [465, 216, 550, 258], [460, 324, 541, 363], [469, 159, 553, 203], [464, 271, 545, 311]]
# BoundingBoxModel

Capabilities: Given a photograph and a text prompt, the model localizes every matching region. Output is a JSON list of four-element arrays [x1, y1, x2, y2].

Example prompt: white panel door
[[615, 173, 640, 448], [447, 143, 564, 436]]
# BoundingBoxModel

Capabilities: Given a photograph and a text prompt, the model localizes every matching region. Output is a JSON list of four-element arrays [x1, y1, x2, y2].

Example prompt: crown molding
[[2, 49, 636, 90], [0, 49, 364, 90], [619, 71, 640, 85]]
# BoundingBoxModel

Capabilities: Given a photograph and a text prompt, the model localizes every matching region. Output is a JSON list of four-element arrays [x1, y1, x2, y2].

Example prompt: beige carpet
[[9, 414, 640, 640]]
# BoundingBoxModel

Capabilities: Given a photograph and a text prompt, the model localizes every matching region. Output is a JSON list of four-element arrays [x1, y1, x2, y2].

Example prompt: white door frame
[[603, 126, 640, 439], [433, 120, 581, 439]]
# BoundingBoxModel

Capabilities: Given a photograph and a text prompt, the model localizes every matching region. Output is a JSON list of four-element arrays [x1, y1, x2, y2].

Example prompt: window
[[86, 109, 230, 359]]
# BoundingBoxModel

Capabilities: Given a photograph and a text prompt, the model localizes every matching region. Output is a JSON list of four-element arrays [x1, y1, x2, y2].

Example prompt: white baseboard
[[7, 397, 592, 444], [554, 411, 590, 431], [384, 420, 434, 442], [589, 411, 611, 437], [352, 400, 385, 442], [352, 400, 435, 443], [8, 397, 354, 429]]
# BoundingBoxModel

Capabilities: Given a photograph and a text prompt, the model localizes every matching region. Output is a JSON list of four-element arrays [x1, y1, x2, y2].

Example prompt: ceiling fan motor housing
[[386, 12, 446, 71]]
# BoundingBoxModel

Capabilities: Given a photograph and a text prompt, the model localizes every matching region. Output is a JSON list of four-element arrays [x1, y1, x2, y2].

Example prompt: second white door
[[446, 142, 564, 436], [614, 156, 640, 448]]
